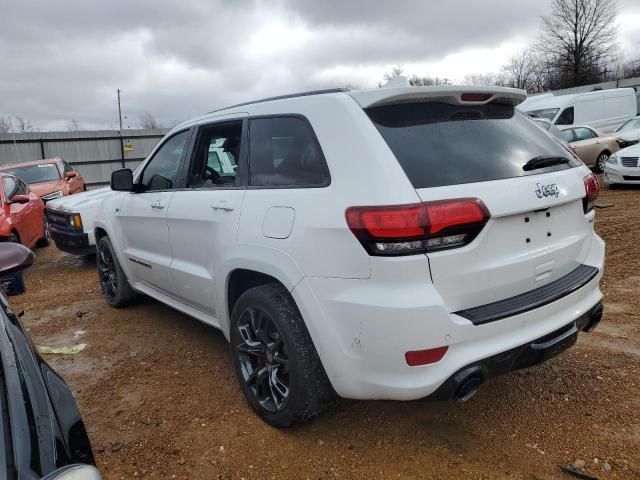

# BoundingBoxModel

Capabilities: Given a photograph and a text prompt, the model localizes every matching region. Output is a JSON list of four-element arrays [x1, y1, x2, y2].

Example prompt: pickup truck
[[45, 187, 113, 255]]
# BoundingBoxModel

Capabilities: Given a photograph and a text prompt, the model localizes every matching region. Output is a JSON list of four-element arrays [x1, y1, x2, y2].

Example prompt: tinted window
[[366, 102, 580, 189], [249, 117, 329, 187], [141, 130, 188, 191], [574, 127, 596, 141], [2, 164, 60, 184], [556, 107, 574, 125], [188, 122, 242, 188]]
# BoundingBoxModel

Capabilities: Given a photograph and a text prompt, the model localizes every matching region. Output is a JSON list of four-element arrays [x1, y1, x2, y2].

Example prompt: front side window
[[573, 127, 596, 141], [140, 130, 188, 191], [2, 163, 60, 184], [555, 107, 574, 125], [249, 117, 329, 187], [526, 108, 559, 122], [188, 122, 242, 188], [367, 102, 581, 189]]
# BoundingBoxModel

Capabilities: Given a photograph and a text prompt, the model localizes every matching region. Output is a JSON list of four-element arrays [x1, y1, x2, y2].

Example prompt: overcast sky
[[1, 0, 639, 131]]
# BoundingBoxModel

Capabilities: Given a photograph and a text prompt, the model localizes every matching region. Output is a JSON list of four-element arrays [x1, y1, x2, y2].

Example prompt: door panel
[[168, 119, 246, 315], [118, 129, 191, 293], [121, 192, 176, 293], [168, 189, 245, 314]]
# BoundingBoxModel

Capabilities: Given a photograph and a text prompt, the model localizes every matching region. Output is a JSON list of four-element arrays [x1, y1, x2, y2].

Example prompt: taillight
[[460, 92, 492, 102], [345, 198, 490, 256], [583, 173, 599, 213]]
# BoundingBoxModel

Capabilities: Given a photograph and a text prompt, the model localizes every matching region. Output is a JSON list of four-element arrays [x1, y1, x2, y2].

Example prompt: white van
[[518, 88, 637, 132]]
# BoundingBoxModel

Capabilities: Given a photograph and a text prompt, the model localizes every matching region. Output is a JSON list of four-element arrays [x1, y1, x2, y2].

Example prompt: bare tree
[[67, 119, 82, 132], [409, 75, 451, 86], [536, 0, 617, 88], [383, 65, 405, 81], [140, 112, 161, 129], [0, 117, 10, 134], [462, 72, 508, 86], [342, 82, 361, 91], [502, 49, 537, 90], [14, 116, 34, 132]]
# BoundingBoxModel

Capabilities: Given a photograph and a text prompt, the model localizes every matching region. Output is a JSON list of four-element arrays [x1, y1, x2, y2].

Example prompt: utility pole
[[117, 89, 123, 131], [117, 89, 125, 168]]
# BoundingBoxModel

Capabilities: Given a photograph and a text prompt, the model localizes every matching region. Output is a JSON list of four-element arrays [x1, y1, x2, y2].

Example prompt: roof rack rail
[[207, 88, 346, 114]]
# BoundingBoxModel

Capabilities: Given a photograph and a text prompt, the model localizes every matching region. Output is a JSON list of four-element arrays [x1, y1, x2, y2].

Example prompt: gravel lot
[[13, 180, 640, 480]]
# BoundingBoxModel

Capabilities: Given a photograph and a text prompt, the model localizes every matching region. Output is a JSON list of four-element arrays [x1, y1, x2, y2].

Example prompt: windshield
[[616, 118, 640, 132], [526, 108, 560, 122], [366, 102, 580, 189], [2, 164, 60, 184]]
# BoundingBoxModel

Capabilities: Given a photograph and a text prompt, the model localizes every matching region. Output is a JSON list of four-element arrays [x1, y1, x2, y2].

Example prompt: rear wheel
[[97, 236, 137, 308], [36, 217, 51, 247], [230, 283, 336, 427], [595, 151, 609, 173]]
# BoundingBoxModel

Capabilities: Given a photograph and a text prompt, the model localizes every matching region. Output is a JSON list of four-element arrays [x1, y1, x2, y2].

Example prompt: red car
[[0, 173, 49, 248], [0, 158, 85, 202]]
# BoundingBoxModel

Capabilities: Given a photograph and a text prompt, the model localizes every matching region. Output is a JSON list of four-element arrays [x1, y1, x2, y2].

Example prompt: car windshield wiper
[[522, 155, 570, 171]]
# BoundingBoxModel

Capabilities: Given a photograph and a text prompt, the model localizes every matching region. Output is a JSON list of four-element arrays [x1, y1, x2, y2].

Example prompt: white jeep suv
[[94, 84, 605, 427]]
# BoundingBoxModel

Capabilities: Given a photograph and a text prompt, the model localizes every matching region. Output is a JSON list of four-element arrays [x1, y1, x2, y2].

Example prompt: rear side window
[[573, 127, 596, 141], [366, 102, 580, 189], [249, 117, 329, 187]]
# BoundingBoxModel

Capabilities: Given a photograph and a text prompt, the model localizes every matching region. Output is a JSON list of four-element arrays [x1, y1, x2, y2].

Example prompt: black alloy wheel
[[235, 306, 290, 413]]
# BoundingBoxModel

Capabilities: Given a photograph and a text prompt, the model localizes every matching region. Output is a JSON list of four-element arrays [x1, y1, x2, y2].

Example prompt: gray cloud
[[0, 0, 637, 130]]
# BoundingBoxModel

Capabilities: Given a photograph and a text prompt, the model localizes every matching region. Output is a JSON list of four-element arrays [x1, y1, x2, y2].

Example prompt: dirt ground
[[13, 180, 640, 480]]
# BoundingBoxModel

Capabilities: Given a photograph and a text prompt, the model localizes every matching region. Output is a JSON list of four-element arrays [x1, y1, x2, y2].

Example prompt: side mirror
[[41, 464, 101, 480], [9, 194, 30, 204], [65, 171, 77, 179], [110, 168, 134, 192], [0, 243, 34, 276]]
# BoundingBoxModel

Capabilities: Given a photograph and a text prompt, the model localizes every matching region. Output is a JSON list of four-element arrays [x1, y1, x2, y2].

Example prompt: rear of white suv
[[94, 84, 604, 427]]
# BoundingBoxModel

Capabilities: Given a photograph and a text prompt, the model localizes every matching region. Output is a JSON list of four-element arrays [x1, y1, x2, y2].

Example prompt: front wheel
[[230, 284, 336, 427], [595, 151, 609, 173], [36, 217, 51, 247], [97, 236, 138, 308]]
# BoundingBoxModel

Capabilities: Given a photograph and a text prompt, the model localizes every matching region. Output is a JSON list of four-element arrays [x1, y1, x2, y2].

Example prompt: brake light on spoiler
[[346, 198, 490, 256]]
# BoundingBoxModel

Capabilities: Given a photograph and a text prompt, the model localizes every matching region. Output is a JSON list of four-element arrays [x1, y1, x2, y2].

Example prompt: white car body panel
[[519, 88, 637, 132], [94, 85, 605, 401], [604, 143, 640, 185]]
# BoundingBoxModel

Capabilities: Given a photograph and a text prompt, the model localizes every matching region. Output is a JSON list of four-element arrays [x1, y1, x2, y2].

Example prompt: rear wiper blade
[[522, 155, 570, 171]]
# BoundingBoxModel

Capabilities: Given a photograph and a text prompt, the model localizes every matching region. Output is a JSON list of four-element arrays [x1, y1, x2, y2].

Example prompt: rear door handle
[[211, 201, 234, 212], [151, 201, 165, 209]]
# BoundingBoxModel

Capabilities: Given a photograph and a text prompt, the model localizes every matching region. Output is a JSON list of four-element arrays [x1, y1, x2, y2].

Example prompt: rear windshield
[[2, 164, 60, 184], [366, 102, 579, 189]]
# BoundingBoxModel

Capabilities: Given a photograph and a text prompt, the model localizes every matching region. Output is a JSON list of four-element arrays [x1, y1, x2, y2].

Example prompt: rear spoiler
[[347, 85, 527, 109]]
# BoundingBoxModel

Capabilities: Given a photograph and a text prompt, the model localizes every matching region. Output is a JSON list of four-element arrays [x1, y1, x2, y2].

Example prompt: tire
[[36, 217, 51, 247], [595, 151, 609, 173], [96, 236, 138, 308], [230, 283, 336, 427]]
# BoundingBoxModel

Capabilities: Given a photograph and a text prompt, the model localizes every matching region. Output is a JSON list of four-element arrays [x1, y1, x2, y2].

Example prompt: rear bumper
[[49, 225, 94, 255], [293, 232, 605, 401], [428, 302, 602, 401]]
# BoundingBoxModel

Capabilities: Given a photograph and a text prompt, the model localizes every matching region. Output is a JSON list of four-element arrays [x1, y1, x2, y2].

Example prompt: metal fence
[[0, 129, 169, 188]]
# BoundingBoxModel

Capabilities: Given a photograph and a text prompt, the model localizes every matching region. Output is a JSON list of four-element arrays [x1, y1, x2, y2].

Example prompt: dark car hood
[[0, 292, 94, 479]]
